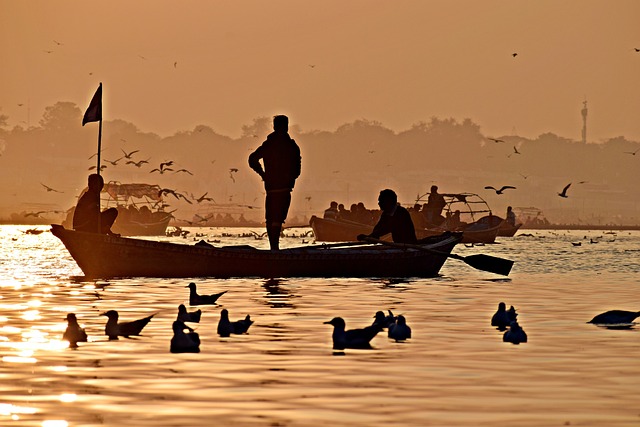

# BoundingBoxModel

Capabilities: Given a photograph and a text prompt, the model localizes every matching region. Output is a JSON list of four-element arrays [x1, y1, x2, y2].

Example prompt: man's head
[[378, 189, 398, 211], [430, 185, 438, 193], [273, 115, 289, 133], [87, 173, 104, 192]]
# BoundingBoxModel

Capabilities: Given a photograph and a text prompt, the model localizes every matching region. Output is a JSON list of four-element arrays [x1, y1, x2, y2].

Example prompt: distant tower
[[581, 100, 588, 144]]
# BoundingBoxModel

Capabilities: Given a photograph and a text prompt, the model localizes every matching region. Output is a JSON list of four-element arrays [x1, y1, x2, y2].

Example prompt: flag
[[82, 83, 102, 126]]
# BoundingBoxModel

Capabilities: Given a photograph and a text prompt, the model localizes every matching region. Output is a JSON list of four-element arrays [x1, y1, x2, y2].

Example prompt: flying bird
[[100, 310, 155, 340], [558, 183, 571, 198], [24, 211, 47, 218], [174, 61, 178, 68], [88, 165, 107, 172], [173, 168, 193, 175], [512, 52, 518, 57], [120, 149, 140, 159], [229, 168, 238, 183], [624, 148, 639, 155], [104, 158, 122, 166], [186, 283, 227, 306], [41, 183, 63, 193], [634, 48, 640, 52], [513, 146, 521, 154], [127, 159, 150, 168], [53, 40, 63, 45], [484, 185, 516, 195], [488, 138, 504, 143], [519, 173, 528, 179], [195, 192, 215, 203]]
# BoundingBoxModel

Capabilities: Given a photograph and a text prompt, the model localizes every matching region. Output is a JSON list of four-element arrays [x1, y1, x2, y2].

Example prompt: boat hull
[[51, 224, 461, 279], [310, 216, 499, 244]]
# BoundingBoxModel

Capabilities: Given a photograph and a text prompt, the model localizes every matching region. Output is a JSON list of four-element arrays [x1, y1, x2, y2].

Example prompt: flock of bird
[[57, 287, 640, 352], [63, 282, 251, 353]]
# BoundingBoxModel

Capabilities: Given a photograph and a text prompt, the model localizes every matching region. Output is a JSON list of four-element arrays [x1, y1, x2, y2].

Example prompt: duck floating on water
[[491, 302, 511, 330]]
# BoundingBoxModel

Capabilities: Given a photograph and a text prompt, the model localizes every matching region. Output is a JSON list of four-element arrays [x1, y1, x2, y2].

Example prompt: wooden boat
[[497, 221, 522, 237], [50, 224, 462, 279], [62, 182, 173, 236]]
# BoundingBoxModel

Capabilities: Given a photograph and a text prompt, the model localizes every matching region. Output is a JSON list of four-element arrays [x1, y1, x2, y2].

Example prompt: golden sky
[[1, 1, 639, 141]]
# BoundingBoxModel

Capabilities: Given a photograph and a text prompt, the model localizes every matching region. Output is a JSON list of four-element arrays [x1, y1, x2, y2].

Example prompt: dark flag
[[82, 83, 102, 126]]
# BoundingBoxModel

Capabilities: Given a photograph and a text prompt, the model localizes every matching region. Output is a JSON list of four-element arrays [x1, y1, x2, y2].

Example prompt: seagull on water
[[388, 315, 412, 341], [100, 310, 155, 340], [63, 313, 88, 348], [186, 283, 227, 306], [324, 317, 382, 350], [170, 320, 200, 353], [217, 309, 254, 337], [491, 302, 511, 330], [177, 304, 201, 323], [503, 321, 527, 344], [588, 310, 640, 325], [372, 310, 396, 329]]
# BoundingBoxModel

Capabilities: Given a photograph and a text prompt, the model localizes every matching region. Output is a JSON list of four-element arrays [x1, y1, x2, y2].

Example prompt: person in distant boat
[[425, 185, 446, 227], [323, 201, 339, 220], [72, 174, 119, 236], [249, 115, 302, 250], [505, 206, 516, 226], [357, 189, 417, 244]]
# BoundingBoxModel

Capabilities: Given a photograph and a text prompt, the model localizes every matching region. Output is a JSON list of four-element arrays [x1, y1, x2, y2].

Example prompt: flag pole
[[96, 82, 103, 176]]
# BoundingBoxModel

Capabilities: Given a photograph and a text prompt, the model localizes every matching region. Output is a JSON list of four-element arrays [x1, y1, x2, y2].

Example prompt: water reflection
[[262, 278, 295, 308]]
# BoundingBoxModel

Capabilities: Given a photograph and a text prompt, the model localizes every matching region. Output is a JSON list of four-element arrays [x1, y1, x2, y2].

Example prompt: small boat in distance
[[62, 182, 173, 236], [50, 224, 462, 279]]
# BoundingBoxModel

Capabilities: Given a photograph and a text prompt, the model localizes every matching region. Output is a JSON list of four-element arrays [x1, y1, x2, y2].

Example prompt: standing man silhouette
[[249, 115, 301, 250]]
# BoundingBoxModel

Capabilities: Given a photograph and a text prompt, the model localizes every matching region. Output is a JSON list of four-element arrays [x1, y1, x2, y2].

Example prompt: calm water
[[0, 225, 638, 427]]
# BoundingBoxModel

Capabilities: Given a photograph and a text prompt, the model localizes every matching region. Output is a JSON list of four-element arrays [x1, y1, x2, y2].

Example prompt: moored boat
[[497, 222, 522, 237], [50, 224, 462, 279]]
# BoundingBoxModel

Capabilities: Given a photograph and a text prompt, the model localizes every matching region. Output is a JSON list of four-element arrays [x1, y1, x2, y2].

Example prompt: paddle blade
[[464, 254, 514, 276]]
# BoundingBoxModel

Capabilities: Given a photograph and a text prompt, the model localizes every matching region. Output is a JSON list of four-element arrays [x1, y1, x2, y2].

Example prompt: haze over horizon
[[2, 1, 640, 141]]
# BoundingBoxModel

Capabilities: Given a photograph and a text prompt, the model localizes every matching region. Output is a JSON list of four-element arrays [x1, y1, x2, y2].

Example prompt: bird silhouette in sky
[[41, 183, 63, 193], [513, 146, 521, 154], [150, 161, 174, 174], [121, 149, 139, 159], [158, 188, 192, 204], [634, 48, 640, 52], [88, 149, 105, 160], [174, 61, 178, 68], [558, 183, 572, 198], [195, 192, 215, 203], [229, 168, 238, 183], [24, 211, 47, 218], [488, 138, 504, 143], [174, 168, 193, 175], [485, 185, 516, 195], [53, 40, 63, 46], [624, 148, 639, 155], [104, 158, 122, 166], [519, 173, 528, 179], [127, 158, 150, 168], [88, 165, 107, 172], [512, 52, 518, 57]]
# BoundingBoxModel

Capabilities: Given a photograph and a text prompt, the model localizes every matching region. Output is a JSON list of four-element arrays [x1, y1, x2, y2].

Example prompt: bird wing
[[562, 183, 572, 193], [484, 186, 496, 191], [500, 186, 516, 191], [119, 314, 155, 336]]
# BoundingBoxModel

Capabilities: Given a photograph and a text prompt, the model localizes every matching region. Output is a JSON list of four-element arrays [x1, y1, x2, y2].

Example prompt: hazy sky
[[2, 1, 639, 141]]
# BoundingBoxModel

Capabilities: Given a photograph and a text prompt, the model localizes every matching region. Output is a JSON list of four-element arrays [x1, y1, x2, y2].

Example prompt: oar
[[284, 241, 374, 250], [361, 236, 514, 276]]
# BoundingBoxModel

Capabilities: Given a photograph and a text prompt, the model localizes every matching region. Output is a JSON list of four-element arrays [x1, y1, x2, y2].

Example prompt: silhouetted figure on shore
[[249, 115, 301, 250], [425, 185, 446, 227], [72, 174, 119, 236], [358, 189, 417, 244]]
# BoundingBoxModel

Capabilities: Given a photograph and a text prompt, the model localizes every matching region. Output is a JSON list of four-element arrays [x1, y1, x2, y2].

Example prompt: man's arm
[[248, 146, 265, 179]]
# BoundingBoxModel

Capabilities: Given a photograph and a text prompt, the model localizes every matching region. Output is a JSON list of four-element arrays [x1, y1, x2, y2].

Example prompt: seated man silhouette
[[72, 174, 119, 236], [357, 189, 417, 244]]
